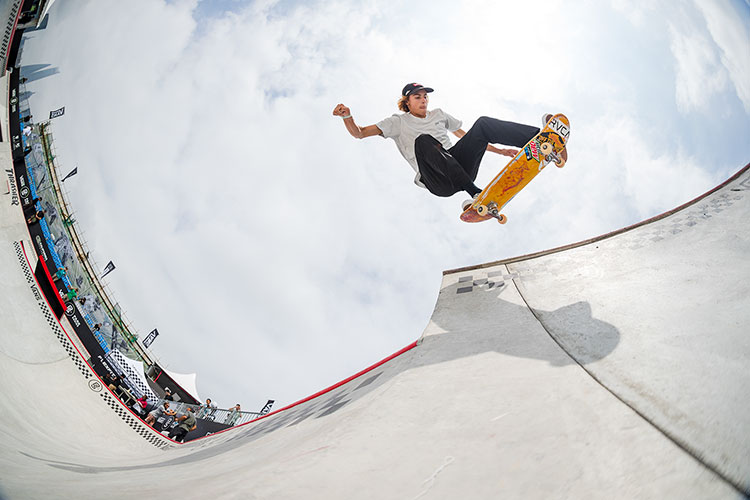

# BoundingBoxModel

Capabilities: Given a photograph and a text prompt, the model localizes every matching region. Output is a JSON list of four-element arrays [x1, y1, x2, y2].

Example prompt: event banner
[[259, 400, 275, 416], [143, 328, 159, 348], [49, 106, 65, 119], [101, 260, 116, 278]]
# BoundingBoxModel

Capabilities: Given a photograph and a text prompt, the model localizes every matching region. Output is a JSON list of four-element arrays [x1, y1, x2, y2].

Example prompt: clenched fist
[[332, 103, 351, 117]]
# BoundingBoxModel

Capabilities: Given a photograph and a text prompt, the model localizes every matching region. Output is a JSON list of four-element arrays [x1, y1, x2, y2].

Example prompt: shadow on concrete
[[23, 282, 620, 474], [20, 63, 59, 83]]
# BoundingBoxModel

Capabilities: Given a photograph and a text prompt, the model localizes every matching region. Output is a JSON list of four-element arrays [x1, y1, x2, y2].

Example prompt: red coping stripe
[[258, 340, 419, 421], [36, 252, 67, 312]]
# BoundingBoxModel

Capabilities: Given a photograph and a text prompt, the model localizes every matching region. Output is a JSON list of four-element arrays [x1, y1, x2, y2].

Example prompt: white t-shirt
[[377, 108, 462, 188]]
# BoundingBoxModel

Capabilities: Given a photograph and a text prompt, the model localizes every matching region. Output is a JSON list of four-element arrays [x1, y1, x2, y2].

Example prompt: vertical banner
[[61, 166, 78, 182], [259, 399, 275, 416], [143, 328, 159, 348], [101, 260, 116, 278]]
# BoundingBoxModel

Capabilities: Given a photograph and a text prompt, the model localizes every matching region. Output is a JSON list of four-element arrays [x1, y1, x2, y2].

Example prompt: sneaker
[[462, 194, 480, 211]]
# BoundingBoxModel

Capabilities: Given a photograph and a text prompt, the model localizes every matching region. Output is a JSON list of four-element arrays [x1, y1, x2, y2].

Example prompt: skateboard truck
[[476, 202, 508, 224], [549, 151, 566, 168]]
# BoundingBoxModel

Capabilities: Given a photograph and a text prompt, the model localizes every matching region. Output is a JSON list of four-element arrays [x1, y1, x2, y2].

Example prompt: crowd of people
[[125, 386, 248, 443]]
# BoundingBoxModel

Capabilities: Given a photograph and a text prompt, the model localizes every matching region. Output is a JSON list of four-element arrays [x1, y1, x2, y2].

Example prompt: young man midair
[[333, 83, 565, 209]]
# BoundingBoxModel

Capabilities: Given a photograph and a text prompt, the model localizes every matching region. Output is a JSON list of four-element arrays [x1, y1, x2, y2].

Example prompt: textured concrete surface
[[1, 138, 747, 498]]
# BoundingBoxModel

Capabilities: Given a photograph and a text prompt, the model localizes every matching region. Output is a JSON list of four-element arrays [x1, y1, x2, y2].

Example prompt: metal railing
[[17, 85, 157, 366], [135, 399, 264, 430]]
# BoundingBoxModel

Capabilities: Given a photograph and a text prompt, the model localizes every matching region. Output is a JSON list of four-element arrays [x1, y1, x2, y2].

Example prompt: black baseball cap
[[402, 83, 434, 96]]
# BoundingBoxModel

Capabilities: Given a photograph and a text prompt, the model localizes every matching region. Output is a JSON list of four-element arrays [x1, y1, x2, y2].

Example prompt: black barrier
[[184, 417, 232, 442], [8, 61, 120, 382], [61, 298, 118, 379], [8, 71, 23, 161], [34, 258, 64, 318], [5, 8, 22, 73]]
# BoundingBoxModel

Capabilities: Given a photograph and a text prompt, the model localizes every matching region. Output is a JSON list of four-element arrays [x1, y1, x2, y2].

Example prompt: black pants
[[168, 426, 188, 442], [414, 116, 539, 197]]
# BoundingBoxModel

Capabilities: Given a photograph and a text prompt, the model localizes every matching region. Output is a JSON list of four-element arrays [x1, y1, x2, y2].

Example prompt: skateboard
[[460, 113, 570, 224]]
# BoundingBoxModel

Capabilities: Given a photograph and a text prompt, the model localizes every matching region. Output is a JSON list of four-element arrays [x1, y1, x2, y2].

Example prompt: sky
[[16, 0, 750, 410]]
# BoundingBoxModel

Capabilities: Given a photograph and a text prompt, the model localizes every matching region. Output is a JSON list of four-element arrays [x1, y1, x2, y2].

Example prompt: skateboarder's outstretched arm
[[451, 129, 518, 158], [333, 104, 382, 139]]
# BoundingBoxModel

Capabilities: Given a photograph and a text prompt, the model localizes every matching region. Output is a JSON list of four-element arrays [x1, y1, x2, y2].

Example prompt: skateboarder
[[333, 83, 565, 209]]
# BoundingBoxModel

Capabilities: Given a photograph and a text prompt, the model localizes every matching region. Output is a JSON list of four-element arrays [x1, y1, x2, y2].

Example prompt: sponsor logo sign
[[65, 303, 81, 327], [5, 169, 18, 205], [34, 235, 48, 262], [549, 118, 570, 140], [19, 175, 31, 206], [524, 140, 540, 162]]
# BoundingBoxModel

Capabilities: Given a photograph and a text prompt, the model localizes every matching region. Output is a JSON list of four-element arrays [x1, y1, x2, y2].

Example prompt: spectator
[[22, 196, 41, 210], [26, 209, 44, 225], [65, 287, 78, 301], [198, 398, 216, 419], [168, 407, 197, 443], [22, 125, 32, 137], [163, 389, 175, 401], [53, 267, 67, 282], [145, 401, 176, 429], [133, 394, 151, 416], [225, 404, 242, 426], [104, 372, 123, 397]]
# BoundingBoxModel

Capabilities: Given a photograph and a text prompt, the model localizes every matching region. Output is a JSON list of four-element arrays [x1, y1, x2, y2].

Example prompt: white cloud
[[18, 0, 749, 408], [694, 0, 750, 113], [610, 0, 658, 27], [668, 12, 728, 113]]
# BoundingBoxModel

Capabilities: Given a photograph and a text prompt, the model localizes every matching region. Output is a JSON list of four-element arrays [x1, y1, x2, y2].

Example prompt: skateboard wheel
[[497, 214, 507, 224], [540, 142, 553, 155], [477, 205, 488, 216], [556, 158, 566, 168]]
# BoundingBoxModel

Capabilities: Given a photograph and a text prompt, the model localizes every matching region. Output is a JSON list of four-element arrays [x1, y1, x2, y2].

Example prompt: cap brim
[[405, 86, 434, 96]]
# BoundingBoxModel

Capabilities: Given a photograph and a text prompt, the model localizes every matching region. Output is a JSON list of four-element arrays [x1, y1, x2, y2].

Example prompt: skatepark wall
[[446, 161, 750, 274], [0, 0, 23, 80], [6, 52, 203, 406], [437, 163, 750, 494]]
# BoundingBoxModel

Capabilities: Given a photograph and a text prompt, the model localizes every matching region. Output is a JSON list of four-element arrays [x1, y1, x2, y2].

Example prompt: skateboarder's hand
[[332, 104, 351, 117], [488, 146, 519, 157]]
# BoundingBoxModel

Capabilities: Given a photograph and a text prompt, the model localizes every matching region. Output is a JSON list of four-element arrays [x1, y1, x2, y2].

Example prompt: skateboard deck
[[460, 113, 570, 224]]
